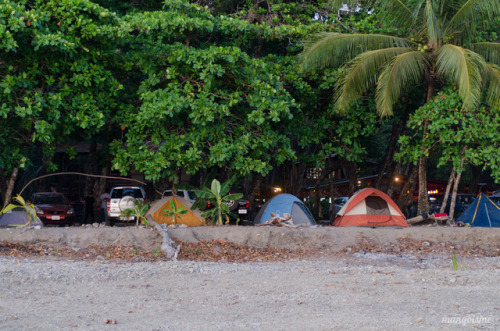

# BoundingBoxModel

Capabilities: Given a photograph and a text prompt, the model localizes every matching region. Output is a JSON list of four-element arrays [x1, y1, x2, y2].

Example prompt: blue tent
[[253, 194, 316, 226], [456, 193, 500, 227]]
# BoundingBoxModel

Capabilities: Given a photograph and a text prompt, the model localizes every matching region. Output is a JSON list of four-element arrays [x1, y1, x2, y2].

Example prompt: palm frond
[[482, 63, 500, 109], [300, 33, 413, 72], [424, 0, 443, 45], [378, 0, 416, 30], [436, 44, 484, 109], [334, 47, 414, 114], [445, 0, 500, 41], [376, 51, 429, 117], [470, 43, 500, 66]]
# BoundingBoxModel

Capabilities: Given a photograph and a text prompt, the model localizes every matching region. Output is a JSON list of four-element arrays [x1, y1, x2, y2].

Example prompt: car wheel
[[225, 200, 238, 212], [105, 215, 114, 227]]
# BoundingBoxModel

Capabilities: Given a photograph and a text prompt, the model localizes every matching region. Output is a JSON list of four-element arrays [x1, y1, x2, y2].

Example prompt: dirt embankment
[[1, 226, 499, 254]]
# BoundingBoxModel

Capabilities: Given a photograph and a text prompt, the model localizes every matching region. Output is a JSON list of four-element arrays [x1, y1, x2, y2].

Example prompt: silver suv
[[106, 186, 146, 226], [162, 189, 197, 204]]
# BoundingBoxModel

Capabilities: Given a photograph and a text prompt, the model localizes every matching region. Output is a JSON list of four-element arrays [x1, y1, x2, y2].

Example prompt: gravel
[[1, 254, 499, 330]]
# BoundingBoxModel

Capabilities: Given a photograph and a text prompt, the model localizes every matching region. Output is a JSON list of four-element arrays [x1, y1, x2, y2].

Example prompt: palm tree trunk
[[375, 120, 400, 190], [417, 67, 436, 214], [3, 167, 18, 208]]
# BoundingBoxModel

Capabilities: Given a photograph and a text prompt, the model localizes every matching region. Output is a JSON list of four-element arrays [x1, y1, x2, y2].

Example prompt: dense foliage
[[1, 0, 498, 209]]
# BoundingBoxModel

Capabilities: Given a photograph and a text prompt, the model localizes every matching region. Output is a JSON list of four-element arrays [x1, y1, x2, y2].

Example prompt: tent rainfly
[[333, 188, 409, 227], [0, 206, 42, 227], [253, 193, 316, 226], [456, 193, 500, 227], [145, 196, 204, 226]]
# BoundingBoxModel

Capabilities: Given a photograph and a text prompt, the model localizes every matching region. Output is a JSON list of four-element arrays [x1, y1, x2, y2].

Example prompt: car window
[[163, 191, 172, 198], [334, 198, 346, 205], [111, 188, 143, 199], [34, 194, 67, 204], [459, 195, 474, 204]]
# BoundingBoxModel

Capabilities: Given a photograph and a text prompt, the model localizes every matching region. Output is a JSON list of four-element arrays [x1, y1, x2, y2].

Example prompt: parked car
[[162, 189, 197, 204], [30, 192, 75, 226], [106, 186, 146, 226], [428, 193, 475, 218], [206, 185, 251, 224], [329, 196, 349, 219]]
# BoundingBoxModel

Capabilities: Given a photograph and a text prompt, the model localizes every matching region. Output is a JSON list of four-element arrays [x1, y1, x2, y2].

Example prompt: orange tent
[[333, 188, 409, 227], [146, 196, 205, 226]]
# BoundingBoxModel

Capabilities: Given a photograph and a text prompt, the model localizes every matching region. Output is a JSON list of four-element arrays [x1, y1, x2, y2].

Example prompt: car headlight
[[34, 206, 43, 215], [67, 208, 74, 215]]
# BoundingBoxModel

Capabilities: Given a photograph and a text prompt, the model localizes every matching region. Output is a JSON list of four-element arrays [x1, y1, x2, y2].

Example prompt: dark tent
[[0, 206, 43, 227], [456, 193, 500, 227], [253, 194, 316, 226]]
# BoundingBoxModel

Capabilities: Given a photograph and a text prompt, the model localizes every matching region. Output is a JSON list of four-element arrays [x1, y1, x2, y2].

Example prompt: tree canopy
[[0, 0, 498, 211]]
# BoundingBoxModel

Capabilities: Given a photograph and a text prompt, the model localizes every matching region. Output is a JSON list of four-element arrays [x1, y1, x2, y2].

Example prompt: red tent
[[333, 188, 409, 227]]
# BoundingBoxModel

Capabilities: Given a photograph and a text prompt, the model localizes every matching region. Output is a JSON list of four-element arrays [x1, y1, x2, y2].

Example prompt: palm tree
[[300, 0, 500, 214]]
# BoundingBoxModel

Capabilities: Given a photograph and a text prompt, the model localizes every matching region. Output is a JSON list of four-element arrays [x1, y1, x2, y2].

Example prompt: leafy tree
[[398, 88, 500, 219], [0, 0, 129, 204], [110, 1, 300, 182], [300, 0, 500, 213]]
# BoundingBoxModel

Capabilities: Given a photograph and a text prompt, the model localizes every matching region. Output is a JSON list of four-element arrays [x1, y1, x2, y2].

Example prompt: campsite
[[1, 189, 500, 330], [1, 0, 499, 329]]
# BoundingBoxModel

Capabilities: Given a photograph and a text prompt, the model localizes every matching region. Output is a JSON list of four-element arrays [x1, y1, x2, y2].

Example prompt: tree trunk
[[440, 168, 456, 214], [386, 162, 402, 199], [468, 165, 482, 195], [329, 175, 340, 223], [348, 162, 357, 196], [396, 165, 417, 215], [449, 157, 466, 221], [249, 173, 263, 204], [84, 139, 97, 196], [449, 170, 463, 221], [417, 66, 436, 215], [3, 167, 18, 208], [375, 120, 400, 190], [417, 156, 430, 214], [0, 171, 7, 207]]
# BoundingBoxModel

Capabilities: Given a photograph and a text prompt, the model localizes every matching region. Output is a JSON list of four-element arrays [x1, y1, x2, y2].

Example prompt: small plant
[[0, 195, 39, 227], [163, 199, 188, 225], [152, 246, 163, 258], [195, 179, 242, 225], [451, 251, 466, 271], [121, 200, 150, 227]]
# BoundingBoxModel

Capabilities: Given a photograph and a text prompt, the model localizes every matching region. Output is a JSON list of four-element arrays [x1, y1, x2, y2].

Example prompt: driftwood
[[407, 213, 449, 225], [255, 212, 298, 228]]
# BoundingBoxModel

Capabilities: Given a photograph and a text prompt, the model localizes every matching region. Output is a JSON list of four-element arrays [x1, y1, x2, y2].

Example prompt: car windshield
[[163, 191, 172, 198], [334, 198, 346, 205], [111, 189, 143, 199], [458, 195, 474, 204], [33, 194, 67, 205]]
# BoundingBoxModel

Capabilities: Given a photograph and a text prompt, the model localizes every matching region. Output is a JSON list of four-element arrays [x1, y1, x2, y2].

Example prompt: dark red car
[[30, 192, 75, 226]]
